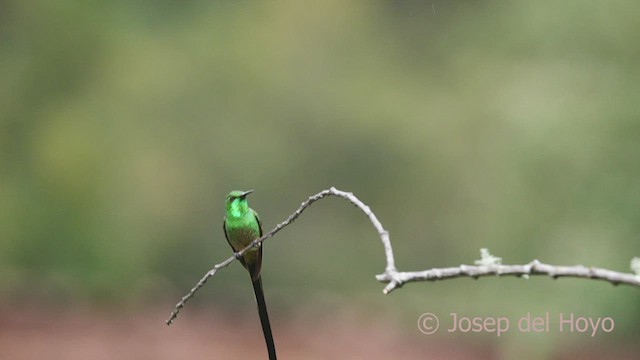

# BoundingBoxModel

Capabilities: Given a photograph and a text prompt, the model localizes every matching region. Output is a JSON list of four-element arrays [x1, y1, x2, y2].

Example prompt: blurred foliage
[[1, 0, 640, 356]]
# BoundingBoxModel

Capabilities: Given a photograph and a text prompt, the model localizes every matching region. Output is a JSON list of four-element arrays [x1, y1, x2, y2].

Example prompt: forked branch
[[167, 187, 640, 325]]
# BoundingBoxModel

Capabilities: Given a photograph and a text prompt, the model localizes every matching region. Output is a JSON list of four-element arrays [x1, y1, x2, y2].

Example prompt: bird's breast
[[226, 225, 260, 251]]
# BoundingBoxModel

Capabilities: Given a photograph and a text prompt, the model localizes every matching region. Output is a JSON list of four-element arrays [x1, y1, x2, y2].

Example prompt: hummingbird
[[223, 190, 277, 360]]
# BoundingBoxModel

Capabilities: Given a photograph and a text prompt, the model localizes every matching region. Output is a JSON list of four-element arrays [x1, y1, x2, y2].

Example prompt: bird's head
[[225, 189, 254, 217]]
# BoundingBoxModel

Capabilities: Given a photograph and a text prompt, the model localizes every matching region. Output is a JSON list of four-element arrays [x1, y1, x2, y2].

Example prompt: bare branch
[[376, 255, 640, 294], [167, 187, 393, 325], [167, 187, 640, 325]]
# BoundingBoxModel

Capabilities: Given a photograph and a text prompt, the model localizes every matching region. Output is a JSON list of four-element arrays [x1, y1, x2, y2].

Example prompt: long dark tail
[[252, 276, 277, 360]]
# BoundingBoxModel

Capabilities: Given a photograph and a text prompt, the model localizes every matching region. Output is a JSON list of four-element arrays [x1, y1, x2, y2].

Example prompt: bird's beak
[[241, 189, 255, 197]]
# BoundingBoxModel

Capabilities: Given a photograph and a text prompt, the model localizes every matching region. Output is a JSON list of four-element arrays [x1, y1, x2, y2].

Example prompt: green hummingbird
[[223, 189, 277, 360]]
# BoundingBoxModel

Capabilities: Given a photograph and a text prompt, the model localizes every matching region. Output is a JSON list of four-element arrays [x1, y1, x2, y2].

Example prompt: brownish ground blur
[[1, 304, 638, 360]]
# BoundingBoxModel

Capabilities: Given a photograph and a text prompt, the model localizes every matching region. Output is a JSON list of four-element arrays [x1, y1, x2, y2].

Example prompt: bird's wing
[[252, 209, 264, 237], [223, 216, 233, 250], [250, 208, 264, 281]]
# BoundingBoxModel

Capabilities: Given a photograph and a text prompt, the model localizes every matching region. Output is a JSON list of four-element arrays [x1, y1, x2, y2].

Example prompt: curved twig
[[166, 187, 640, 325]]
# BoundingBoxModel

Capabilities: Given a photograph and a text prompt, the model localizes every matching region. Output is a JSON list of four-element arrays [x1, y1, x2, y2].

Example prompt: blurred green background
[[1, 1, 639, 359]]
